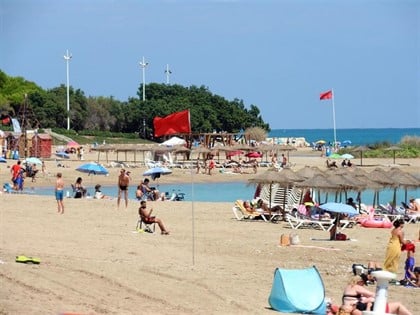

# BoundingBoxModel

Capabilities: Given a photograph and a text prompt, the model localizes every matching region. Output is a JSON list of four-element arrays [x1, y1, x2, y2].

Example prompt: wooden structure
[[30, 133, 52, 158]]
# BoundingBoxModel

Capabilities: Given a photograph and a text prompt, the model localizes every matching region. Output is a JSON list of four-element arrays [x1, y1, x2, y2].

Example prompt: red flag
[[153, 110, 191, 137], [320, 90, 333, 100], [1, 115, 11, 126]]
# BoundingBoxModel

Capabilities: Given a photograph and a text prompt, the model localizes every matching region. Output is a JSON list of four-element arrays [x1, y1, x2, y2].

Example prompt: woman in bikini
[[341, 275, 412, 315]]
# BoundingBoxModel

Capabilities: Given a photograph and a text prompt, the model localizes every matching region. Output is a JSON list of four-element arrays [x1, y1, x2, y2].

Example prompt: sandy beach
[[1, 148, 419, 314]]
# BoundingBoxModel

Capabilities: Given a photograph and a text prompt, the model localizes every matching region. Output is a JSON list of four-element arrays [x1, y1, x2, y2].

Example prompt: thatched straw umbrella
[[294, 173, 335, 205], [323, 170, 363, 203], [352, 145, 370, 166], [248, 168, 303, 210], [387, 167, 420, 206], [295, 166, 316, 179], [385, 145, 402, 165], [273, 144, 297, 164], [367, 168, 397, 207], [257, 144, 275, 163]]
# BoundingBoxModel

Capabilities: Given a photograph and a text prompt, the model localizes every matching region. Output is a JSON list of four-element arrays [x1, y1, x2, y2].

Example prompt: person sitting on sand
[[135, 185, 144, 201], [412, 267, 420, 287], [341, 275, 412, 315], [94, 184, 111, 199], [139, 200, 169, 235], [326, 159, 338, 169], [74, 177, 87, 198], [140, 178, 160, 201]]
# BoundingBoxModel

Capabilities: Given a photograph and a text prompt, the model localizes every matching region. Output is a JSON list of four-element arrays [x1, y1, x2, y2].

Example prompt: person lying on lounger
[[256, 198, 285, 220]]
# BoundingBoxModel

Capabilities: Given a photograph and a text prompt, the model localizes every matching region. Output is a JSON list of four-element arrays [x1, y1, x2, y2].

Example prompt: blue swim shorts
[[55, 190, 64, 201]]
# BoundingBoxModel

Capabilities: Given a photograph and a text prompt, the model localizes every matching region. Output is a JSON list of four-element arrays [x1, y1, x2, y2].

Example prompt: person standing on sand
[[10, 160, 22, 190], [55, 172, 65, 214], [281, 154, 287, 168], [383, 218, 410, 274], [208, 156, 215, 175], [117, 169, 130, 209]]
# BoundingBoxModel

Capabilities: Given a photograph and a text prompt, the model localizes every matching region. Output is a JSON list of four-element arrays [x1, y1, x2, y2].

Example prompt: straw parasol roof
[[295, 166, 317, 179], [385, 145, 402, 165], [352, 145, 370, 166], [295, 173, 335, 190], [387, 167, 420, 189], [367, 168, 396, 187]]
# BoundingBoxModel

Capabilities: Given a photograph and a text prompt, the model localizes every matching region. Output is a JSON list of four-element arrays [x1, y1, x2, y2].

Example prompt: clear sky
[[0, 0, 419, 130]]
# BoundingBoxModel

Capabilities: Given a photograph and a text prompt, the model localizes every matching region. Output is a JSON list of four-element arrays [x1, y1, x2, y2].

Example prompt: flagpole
[[331, 88, 337, 149]]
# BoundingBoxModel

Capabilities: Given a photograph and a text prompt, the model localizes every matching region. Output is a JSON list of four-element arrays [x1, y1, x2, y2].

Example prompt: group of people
[[9, 160, 40, 191], [341, 159, 353, 167], [116, 168, 170, 235], [383, 218, 419, 287], [271, 153, 287, 168], [335, 218, 418, 315]]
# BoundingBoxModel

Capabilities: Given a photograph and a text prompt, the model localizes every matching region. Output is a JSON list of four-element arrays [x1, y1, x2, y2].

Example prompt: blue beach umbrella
[[56, 151, 70, 159], [143, 166, 172, 180], [319, 202, 358, 215], [319, 202, 358, 240], [76, 162, 109, 176], [24, 157, 42, 165]]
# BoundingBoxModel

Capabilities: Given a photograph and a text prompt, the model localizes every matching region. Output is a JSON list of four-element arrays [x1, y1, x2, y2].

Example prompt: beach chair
[[285, 214, 334, 231], [136, 216, 156, 233], [232, 200, 269, 221]]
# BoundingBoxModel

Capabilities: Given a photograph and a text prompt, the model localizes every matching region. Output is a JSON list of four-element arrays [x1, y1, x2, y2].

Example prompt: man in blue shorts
[[55, 172, 65, 214]]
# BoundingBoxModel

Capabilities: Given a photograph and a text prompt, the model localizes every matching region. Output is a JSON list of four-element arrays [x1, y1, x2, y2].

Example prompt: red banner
[[319, 90, 333, 100], [153, 110, 191, 137]]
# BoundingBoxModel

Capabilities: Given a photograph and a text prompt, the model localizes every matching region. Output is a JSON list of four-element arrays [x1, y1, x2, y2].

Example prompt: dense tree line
[[0, 70, 269, 138]]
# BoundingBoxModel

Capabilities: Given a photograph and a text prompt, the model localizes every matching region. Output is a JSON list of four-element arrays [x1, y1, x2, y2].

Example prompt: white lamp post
[[139, 56, 148, 101], [63, 50, 72, 130], [165, 64, 172, 84]]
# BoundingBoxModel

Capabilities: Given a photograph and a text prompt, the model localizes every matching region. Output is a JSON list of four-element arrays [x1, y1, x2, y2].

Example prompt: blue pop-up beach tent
[[268, 266, 326, 314]]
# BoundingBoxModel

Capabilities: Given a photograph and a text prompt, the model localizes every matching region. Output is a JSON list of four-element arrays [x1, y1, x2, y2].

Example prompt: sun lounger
[[285, 214, 334, 231], [232, 200, 263, 221], [232, 200, 274, 222]]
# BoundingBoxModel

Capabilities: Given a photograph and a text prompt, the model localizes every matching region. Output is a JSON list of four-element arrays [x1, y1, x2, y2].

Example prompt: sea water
[[269, 128, 420, 146]]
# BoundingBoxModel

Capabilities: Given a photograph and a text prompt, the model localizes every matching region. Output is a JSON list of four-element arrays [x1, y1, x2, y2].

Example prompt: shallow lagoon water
[[23, 182, 420, 206]]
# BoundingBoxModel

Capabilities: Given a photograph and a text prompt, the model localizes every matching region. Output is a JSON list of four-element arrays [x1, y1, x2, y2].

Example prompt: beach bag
[[335, 233, 347, 241], [280, 234, 290, 246], [289, 233, 300, 245]]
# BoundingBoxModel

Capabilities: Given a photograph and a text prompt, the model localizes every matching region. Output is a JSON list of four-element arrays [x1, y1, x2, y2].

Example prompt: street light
[[64, 49, 72, 130], [139, 56, 148, 101], [165, 64, 172, 84]]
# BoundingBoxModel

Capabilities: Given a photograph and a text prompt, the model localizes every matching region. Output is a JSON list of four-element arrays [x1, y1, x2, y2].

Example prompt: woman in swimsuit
[[341, 275, 412, 315]]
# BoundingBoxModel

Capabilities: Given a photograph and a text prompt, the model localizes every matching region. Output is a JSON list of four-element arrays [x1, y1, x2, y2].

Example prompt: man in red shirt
[[10, 160, 22, 190]]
